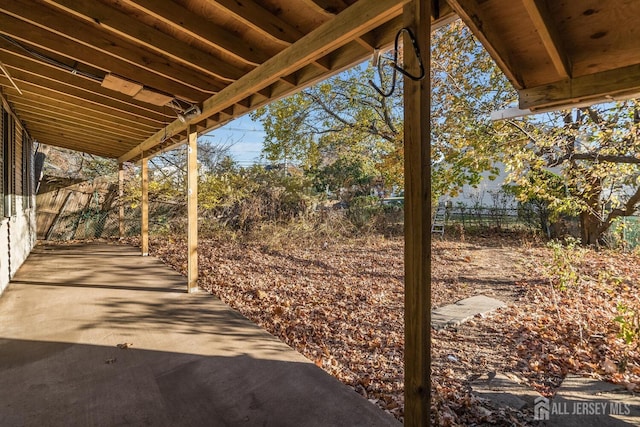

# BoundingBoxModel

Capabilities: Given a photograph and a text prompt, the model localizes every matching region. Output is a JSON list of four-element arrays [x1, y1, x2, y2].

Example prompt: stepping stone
[[470, 372, 542, 410], [431, 295, 506, 330], [542, 375, 640, 426]]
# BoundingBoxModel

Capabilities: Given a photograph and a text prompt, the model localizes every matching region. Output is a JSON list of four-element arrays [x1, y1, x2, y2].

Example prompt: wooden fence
[[36, 175, 120, 240]]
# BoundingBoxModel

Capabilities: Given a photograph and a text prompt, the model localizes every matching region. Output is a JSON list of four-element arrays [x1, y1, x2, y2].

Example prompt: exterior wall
[[0, 194, 36, 294], [0, 97, 36, 295]]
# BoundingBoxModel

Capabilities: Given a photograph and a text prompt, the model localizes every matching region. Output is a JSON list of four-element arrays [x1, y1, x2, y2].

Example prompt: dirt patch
[[432, 240, 533, 307]]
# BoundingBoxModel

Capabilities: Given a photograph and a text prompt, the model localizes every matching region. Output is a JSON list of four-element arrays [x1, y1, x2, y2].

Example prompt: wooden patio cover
[[2, 1, 640, 426], [2, 0, 638, 160]]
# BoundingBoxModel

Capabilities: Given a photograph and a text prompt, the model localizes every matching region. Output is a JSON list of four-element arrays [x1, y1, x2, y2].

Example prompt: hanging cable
[[0, 34, 103, 82], [369, 27, 425, 98]]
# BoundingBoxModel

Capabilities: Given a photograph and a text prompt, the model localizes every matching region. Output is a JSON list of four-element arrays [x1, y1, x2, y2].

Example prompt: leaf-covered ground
[[140, 233, 640, 426]]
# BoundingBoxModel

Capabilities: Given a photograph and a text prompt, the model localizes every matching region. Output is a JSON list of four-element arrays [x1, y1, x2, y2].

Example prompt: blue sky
[[203, 115, 266, 166]]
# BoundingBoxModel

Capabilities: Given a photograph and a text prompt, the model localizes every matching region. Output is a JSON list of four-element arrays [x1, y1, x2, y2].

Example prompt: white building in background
[[443, 162, 517, 209]]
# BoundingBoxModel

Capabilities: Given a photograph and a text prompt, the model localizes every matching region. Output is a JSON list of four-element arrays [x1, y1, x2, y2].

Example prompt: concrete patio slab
[[0, 243, 399, 427], [543, 375, 640, 426], [470, 372, 542, 410], [431, 295, 506, 330]]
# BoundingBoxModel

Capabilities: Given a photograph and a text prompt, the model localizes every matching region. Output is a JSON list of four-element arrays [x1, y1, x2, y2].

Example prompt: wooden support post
[[187, 125, 198, 293], [118, 162, 125, 239], [141, 156, 149, 256], [403, 1, 431, 426]]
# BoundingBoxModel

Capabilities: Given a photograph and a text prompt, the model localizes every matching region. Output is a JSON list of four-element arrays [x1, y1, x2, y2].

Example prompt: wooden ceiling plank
[[119, 0, 407, 163], [0, 84, 163, 130], [519, 63, 640, 110], [22, 119, 136, 147], [446, 0, 524, 88], [32, 136, 122, 158], [13, 108, 151, 141], [313, 57, 333, 71], [299, 0, 350, 15], [279, 74, 298, 87], [207, 0, 304, 45], [117, 0, 269, 65], [0, 3, 212, 100], [0, 74, 166, 126], [6, 92, 159, 134], [101, 73, 143, 96], [521, 0, 570, 79], [0, 52, 175, 120], [44, 0, 247, 82], [25, 122, 135, 149]]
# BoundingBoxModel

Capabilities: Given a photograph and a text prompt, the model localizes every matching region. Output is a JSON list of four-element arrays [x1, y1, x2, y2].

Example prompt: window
[[0, 105, 3, 219], [2, 105, 15, 217], [22, 133, 31, 210]]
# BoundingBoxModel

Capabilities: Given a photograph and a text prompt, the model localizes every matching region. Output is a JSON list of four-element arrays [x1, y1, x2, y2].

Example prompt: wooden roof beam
[[116, 0, 270, 66], [207, 0, 304, 45], [0, 2, 212, 99], [43, 0, 248, 82], [519, 63, 640, 110], [0, 76, 166, 126], [119, 0, 408, 164], [447, 0, 524, 88], [28, 136, 125, 158], [9, 108, 151, 141], [0, 56, 173, 120], [5, 91, 159, 133], [522, 0, 571, 79], [1, 84, 162, 130]]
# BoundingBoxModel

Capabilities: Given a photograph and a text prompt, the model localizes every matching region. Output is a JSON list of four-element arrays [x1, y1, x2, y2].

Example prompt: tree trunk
[[580, 211, 604, 245], [579, 171, 605, 246]]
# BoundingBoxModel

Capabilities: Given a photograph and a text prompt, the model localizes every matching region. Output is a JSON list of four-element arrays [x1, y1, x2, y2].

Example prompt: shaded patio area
[[0, 243, 398, 426]]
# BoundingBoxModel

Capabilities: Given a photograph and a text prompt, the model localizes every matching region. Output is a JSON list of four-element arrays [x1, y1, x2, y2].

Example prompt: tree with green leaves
[[253, 20, 518, 201], [252, 64, 403, 198], [253, 20, 640, 245], [430, 20, 519, 197], [504, 102, 640, 245]]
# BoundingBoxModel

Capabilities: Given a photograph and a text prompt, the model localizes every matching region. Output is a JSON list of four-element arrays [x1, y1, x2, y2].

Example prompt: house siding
[[0, 98, 36, 295]]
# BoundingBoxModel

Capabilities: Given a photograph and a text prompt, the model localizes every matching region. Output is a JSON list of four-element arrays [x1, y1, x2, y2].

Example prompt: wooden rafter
[[208, 0, 304, 45], [119, 0, 409, 163], [0, 82, 163, 128], [117, 0, 270, 66], [5, 92, 158, 134], [0, 3, 211, 99], [303, 0, 350, 15], [520, 63, 640, 110], [1, 62, 171, 121], [447, 0, 524, 89], [521, 0, 570, 79], [43, 0, 247, 83]]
